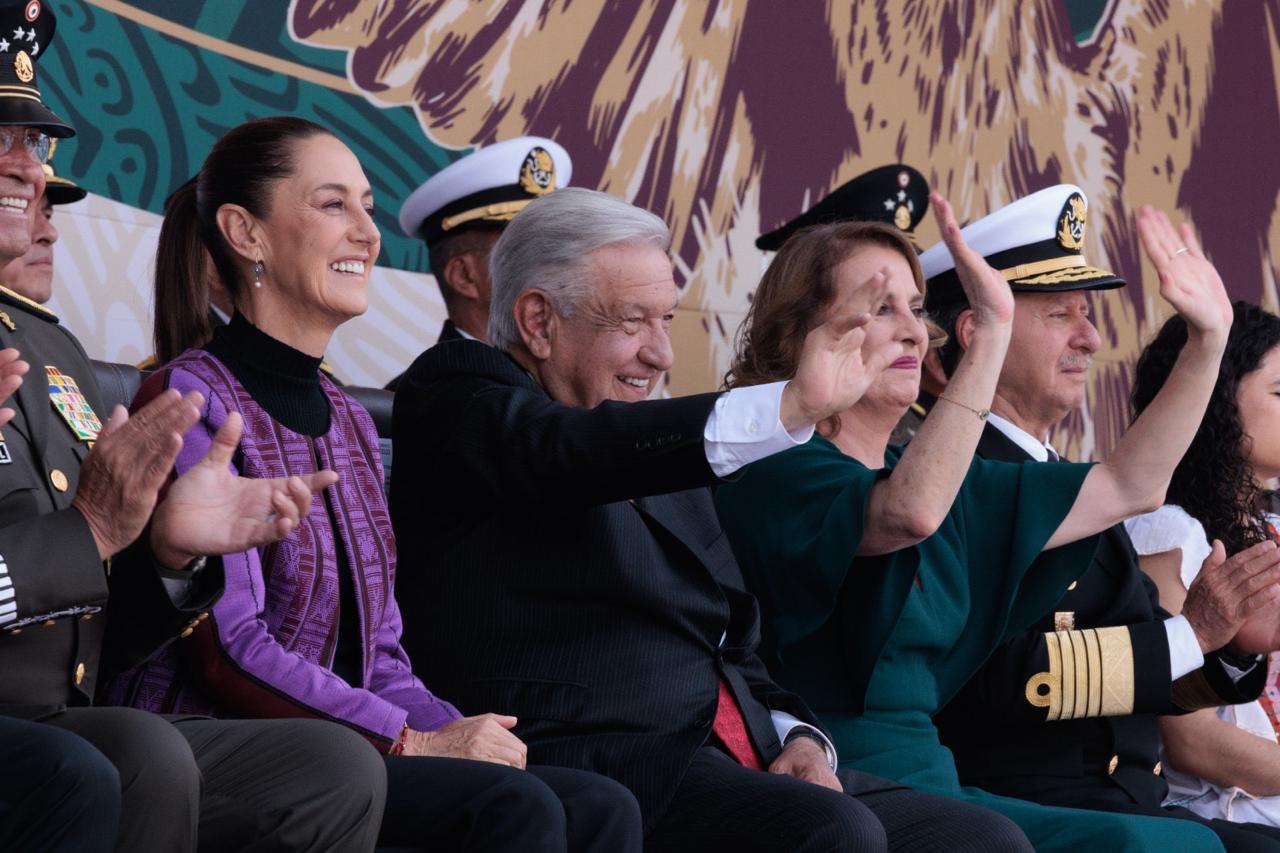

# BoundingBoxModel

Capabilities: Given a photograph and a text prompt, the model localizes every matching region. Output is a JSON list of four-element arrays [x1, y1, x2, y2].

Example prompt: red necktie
[[712, 678, 762, 769]]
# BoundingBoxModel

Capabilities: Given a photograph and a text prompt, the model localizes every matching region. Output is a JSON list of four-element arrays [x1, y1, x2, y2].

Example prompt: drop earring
[[253, 260, 264, 289]]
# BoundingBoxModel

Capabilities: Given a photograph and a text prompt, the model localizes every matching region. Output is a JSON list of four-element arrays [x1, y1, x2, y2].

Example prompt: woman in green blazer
[[715, 196, 1233, 852]]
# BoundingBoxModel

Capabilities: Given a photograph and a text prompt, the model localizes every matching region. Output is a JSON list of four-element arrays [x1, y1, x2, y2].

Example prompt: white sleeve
[[1163, 615, 1206, 679], [1124, 505, 1212, 589], [704, 381, 815, 477], [770, 710, 838, 770]]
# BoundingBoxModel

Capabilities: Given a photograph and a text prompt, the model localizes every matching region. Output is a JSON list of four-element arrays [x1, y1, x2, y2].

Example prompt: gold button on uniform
[[50, 469, 68, 491], [1067, 581, 1078, 591], [1153, 761, 1162, 775], [180, 627, 194, 638], [1108, 755, 1119, 775], [197, 612, 209, 622], [42, 619, 55, 628], [74, 662, 85, 686]]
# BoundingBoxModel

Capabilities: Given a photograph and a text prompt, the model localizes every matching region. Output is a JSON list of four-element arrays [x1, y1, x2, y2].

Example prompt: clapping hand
[[73, 389, 205, 561], [930, 193, 1015, 328], [782, 271, 905, 429], [1136, 206, 1232, 341], [150, 410, 339, 569], [1183, 540, 1280, 654], [0, 347, 27, 427]]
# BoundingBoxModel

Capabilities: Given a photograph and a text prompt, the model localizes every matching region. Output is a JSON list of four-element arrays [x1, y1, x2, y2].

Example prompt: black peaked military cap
[[0, 0, 72, 137], [756, 164, 929, 251]]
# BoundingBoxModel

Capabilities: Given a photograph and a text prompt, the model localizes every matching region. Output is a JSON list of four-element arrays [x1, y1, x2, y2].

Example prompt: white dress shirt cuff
[[704, 381, 816, 477], [1165, 614, 1205, 680], [770, 710, 838, 771]]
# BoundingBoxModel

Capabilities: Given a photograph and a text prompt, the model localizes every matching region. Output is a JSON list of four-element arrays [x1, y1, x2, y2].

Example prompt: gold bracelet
[[936, 394, 990, 421]]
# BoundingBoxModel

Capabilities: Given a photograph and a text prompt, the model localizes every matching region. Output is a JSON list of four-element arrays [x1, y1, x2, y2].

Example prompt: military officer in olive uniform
[[0, 3, 387, 850], [922, 185, 1280, 852], [755, 164, 935, 444], [386, 135, 573, 389], [0, 149, 82, 304]]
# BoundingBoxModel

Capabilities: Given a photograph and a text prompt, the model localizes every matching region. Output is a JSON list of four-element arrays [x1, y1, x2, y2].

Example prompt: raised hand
[[1183, 539, 1280, 654], [402, 714, 528, 768], [781, 270, 905, 429], [72, 389, 204, 561], [930, 193, 1015, 327], [1136, 206, 1232, 340], [0, 347, 28, 427], [150, 411, 339, 569]]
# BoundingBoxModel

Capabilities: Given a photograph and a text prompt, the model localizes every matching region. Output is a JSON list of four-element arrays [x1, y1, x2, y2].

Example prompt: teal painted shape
[[1065, 0, 1112, 42], [35, 0, 466, 273]]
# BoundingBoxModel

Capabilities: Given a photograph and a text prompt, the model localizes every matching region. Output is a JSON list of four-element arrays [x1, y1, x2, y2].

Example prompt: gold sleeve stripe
[[1098, 625, 1135, 716], [1070, 629, 1089, 720], [1083, 627, 1103, 718], [1024, 626, 1135, 720]]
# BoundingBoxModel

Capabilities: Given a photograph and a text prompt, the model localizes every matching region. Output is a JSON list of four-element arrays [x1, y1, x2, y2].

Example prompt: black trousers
[[40, 708, 386, 853], [0, 716, 121, 853], [1025, 786, 1280, 853], [645, 746, 1033, 852], [382, 756, 643, 852]]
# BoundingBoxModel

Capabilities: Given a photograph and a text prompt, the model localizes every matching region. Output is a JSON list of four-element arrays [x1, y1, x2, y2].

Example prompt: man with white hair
[[391, 186, 1037, 850]]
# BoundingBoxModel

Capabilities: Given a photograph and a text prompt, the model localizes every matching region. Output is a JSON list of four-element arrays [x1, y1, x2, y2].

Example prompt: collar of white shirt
[[986, 412, 1058, 462], [456, 324, 479, 342]]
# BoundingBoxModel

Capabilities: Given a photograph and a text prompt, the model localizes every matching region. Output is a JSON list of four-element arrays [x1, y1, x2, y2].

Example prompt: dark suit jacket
[[0, 287, 220, 718], [934, 420, 1264, 808], [384, 318, 464, 392], [390, 340, 829, 829]]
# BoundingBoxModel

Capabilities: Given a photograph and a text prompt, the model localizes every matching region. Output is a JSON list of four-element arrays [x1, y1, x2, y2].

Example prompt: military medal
[[46, 365, 101, 442], [0, 429, 10, 464], [1053, 611, 1076, 631]]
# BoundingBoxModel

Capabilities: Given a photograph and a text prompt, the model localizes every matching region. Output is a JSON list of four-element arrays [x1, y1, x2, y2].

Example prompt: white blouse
[[1125, 505, 1280, 826]]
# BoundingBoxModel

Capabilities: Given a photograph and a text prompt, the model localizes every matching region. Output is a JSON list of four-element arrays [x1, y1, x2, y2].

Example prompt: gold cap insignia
[[0, 311, 13, 331], [1056, 192, 1087, 252], [894, 204, 912, 230], [13, 50, 32, 83], [519, 146, 556, 196]]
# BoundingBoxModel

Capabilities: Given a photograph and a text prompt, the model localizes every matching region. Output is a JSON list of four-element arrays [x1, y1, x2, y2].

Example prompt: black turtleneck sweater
[[202, 313, 361, 683], [204, 312, 331, 437]]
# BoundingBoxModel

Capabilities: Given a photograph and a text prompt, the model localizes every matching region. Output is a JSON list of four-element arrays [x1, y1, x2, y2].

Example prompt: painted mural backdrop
[[38, 0, 1280, 458]]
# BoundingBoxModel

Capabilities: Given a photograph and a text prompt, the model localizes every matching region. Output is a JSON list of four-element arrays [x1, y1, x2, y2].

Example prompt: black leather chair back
[[92, 360, 142, 416], [90, 361, 395, 495]]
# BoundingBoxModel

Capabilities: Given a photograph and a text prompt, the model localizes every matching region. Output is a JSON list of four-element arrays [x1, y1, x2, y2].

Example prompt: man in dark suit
[[921, 185, 1280, 852], [392, 186, 1037, 851], [386, 136, 573, 390], [0, 5, 386, 848]]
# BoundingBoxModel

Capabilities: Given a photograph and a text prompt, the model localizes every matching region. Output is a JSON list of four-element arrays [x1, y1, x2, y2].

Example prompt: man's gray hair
[[487, 187, 672, 352]]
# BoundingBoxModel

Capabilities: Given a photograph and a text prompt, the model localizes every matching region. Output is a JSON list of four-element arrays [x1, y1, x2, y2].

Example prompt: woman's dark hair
[[1131, 300, 1280, 553], [152, 116, 331, 364], [725, 220, 937, 437]]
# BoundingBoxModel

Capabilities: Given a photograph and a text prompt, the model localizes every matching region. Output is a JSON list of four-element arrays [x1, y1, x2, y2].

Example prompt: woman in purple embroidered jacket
[[105, 117, 642, 853]]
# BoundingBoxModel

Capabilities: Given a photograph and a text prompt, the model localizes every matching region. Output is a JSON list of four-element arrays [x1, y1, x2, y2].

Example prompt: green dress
[[715, 437, 1223, 852]]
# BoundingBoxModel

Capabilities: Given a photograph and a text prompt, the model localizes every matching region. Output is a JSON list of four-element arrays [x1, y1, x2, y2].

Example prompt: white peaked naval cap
[[919, 184, 1124, 306], [399, 136, 573, 242]]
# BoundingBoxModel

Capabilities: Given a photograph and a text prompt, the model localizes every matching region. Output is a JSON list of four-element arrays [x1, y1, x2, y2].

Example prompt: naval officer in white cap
[[921, 185, 1280, 853], [388, 136, 572, 389]]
